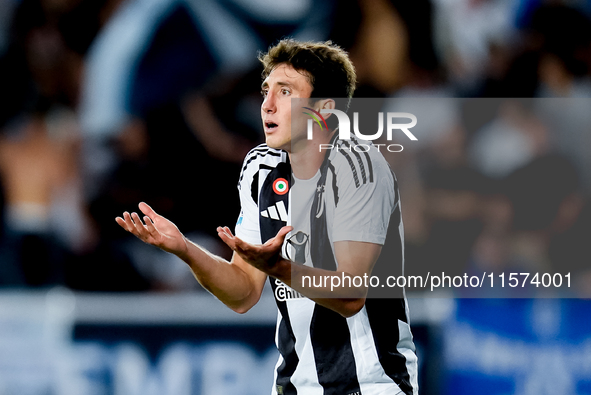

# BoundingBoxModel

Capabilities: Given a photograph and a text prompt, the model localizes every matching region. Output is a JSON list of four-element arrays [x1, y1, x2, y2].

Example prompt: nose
[[262, 91, 276, 114]]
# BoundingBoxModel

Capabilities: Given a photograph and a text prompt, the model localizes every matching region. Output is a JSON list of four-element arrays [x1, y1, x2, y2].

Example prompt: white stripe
[[287, 299, 323, 394], [261, 210, 269, 218], [268, 205, 279, 220], [276, 201, 288, 222], [272, 311, 283, 395], [398, 205, 411, 324], [338, 141, 364, 184], [346, 307, 400, 394], [287, 196, 292, 226], [397, 320, 419, 394]]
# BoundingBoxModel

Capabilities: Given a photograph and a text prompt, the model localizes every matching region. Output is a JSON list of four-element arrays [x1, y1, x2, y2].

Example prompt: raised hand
[[217, 225, 292, 277], [115, 202, 188, 257]]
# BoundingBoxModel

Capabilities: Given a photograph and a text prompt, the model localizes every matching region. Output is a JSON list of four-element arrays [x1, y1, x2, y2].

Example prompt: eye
[[261, 89, 268, 97], [281, 88, 291, 96]]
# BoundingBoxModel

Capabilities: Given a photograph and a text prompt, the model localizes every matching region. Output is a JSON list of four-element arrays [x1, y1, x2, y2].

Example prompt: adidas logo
[[261, 201, 288, 222]]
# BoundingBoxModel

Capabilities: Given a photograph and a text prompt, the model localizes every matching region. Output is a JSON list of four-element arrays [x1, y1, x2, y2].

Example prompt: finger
[[217, 226, 232, 237], [233, 235, 255, 254], [115, 216, 128, 230], [122, 212, 138, 233], [277, 226, 293, 239], [264, 225, 293, 247], [217, 228, 236, 249], [139, 202, 159, 220], [131, 212, 149, 237], [144, 215, 159, 236], [123, 211, 134, 224], [218, 226, 237, 241], [216, 226, 230, 238]]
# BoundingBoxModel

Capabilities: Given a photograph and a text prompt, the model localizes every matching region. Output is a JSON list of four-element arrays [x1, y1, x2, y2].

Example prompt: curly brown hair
[[258, 39, 357, 102]]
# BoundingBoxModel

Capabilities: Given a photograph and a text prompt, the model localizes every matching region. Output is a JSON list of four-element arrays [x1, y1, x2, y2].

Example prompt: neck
[[288, 130, 334, 179]]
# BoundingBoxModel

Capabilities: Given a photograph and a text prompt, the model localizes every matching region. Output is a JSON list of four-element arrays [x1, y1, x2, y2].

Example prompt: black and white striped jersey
[[235, 140, 418, 395]]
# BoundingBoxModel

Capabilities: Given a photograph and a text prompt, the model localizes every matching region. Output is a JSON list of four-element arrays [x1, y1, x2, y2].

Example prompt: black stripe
[[250, 171, 259, 204], [327, 161, 339, 207], [259, 164, 277, 171], [243, 145, 270, 162], [337, 145, 360, 188], [350, 136, 373, 183], [272, 280, 299, 395], [310, 160, 337, 272], [368, 177, 404, 299], [365, 299, 414, 395], [258, 160, 298, 394], [310, 304, 361, 395], [365, 150, 374, 183], [340, 140, 367, 184], [239, 150, 282, 184], [363, 173, 413, 393], [251, 146, 271, 153], [393, 172, 399, 211], [248, 164, 289, 204]]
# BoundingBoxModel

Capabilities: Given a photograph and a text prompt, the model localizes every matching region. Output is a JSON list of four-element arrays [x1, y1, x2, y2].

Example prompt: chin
[[265, 136, 289, 151]]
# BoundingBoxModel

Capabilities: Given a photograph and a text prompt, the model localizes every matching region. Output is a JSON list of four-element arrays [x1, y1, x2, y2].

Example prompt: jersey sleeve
[[234, 151, 262, 245], [332, 148, 396, 245]]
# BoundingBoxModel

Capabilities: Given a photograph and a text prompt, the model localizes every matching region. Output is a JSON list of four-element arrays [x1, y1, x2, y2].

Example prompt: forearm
[[272, 260, 367, 318], [115, 205, 263, 312], [179, 238, 263, 313], [217, 227, 377, 317]]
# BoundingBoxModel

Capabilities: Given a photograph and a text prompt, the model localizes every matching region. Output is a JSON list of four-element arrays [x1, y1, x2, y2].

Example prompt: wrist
[[269, 258, 292, 283], [175, 236, 191, 262]]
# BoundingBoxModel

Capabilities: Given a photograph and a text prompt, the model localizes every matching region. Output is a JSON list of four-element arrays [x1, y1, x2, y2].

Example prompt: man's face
[[261, 63, 313, 151]]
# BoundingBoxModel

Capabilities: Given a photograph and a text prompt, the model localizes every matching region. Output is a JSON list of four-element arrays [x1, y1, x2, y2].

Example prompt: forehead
[[262, 63, 312, 90]]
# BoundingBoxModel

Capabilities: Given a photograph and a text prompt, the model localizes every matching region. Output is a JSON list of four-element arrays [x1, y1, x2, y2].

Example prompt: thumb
[[270, 226, 293, 246], [139, 202, 159, 219]]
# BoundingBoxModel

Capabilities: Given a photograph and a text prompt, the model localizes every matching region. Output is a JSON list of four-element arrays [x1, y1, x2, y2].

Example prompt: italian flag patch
[[273, 178, 289, 195]]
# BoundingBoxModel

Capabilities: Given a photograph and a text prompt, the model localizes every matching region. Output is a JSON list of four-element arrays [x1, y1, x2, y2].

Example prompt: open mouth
[[265, 122, 278, 131]]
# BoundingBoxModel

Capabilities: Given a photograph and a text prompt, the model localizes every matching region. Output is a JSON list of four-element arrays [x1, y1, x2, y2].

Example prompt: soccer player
[[116, 39, 418, 395]]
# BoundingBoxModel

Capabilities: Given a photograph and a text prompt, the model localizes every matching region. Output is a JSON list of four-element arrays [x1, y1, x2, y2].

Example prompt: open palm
[[217, 225, 292, 277], [115, 202, 188, 256]]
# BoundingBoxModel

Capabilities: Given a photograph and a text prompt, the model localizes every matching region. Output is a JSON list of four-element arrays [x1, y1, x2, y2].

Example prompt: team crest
[[273, 178, 289, 195], [285, 231, 309, 264]]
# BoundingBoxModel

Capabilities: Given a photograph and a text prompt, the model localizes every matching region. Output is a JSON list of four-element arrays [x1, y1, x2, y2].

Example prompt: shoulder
[[238, 144, 287, 188], [327, 138, 393, 189], [243, 143, 284, 160], [241, 144, 285, 170]]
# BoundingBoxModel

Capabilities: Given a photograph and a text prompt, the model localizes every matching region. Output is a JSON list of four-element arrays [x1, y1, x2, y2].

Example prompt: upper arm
[[334, 241, 382, 277], [330, 148, 393, 284], [332, 150, 395, 245], [329, 240, 382, 316]]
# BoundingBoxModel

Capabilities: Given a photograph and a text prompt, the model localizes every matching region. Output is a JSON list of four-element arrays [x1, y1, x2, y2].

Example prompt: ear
[[317, 99, 336, 120]]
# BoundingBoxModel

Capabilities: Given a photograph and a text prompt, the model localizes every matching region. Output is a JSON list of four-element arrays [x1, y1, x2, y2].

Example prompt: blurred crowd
[[0, 0, 590, 294]]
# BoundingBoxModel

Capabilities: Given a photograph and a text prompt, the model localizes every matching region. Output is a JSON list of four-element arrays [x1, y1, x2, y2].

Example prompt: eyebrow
[[261, 81, 295, 89]]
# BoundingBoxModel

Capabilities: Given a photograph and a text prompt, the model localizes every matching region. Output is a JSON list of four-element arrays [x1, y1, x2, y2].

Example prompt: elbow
[[339, 298, 366, 318], [228, 293, 261, 314], [231, 303, 254, 315]]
